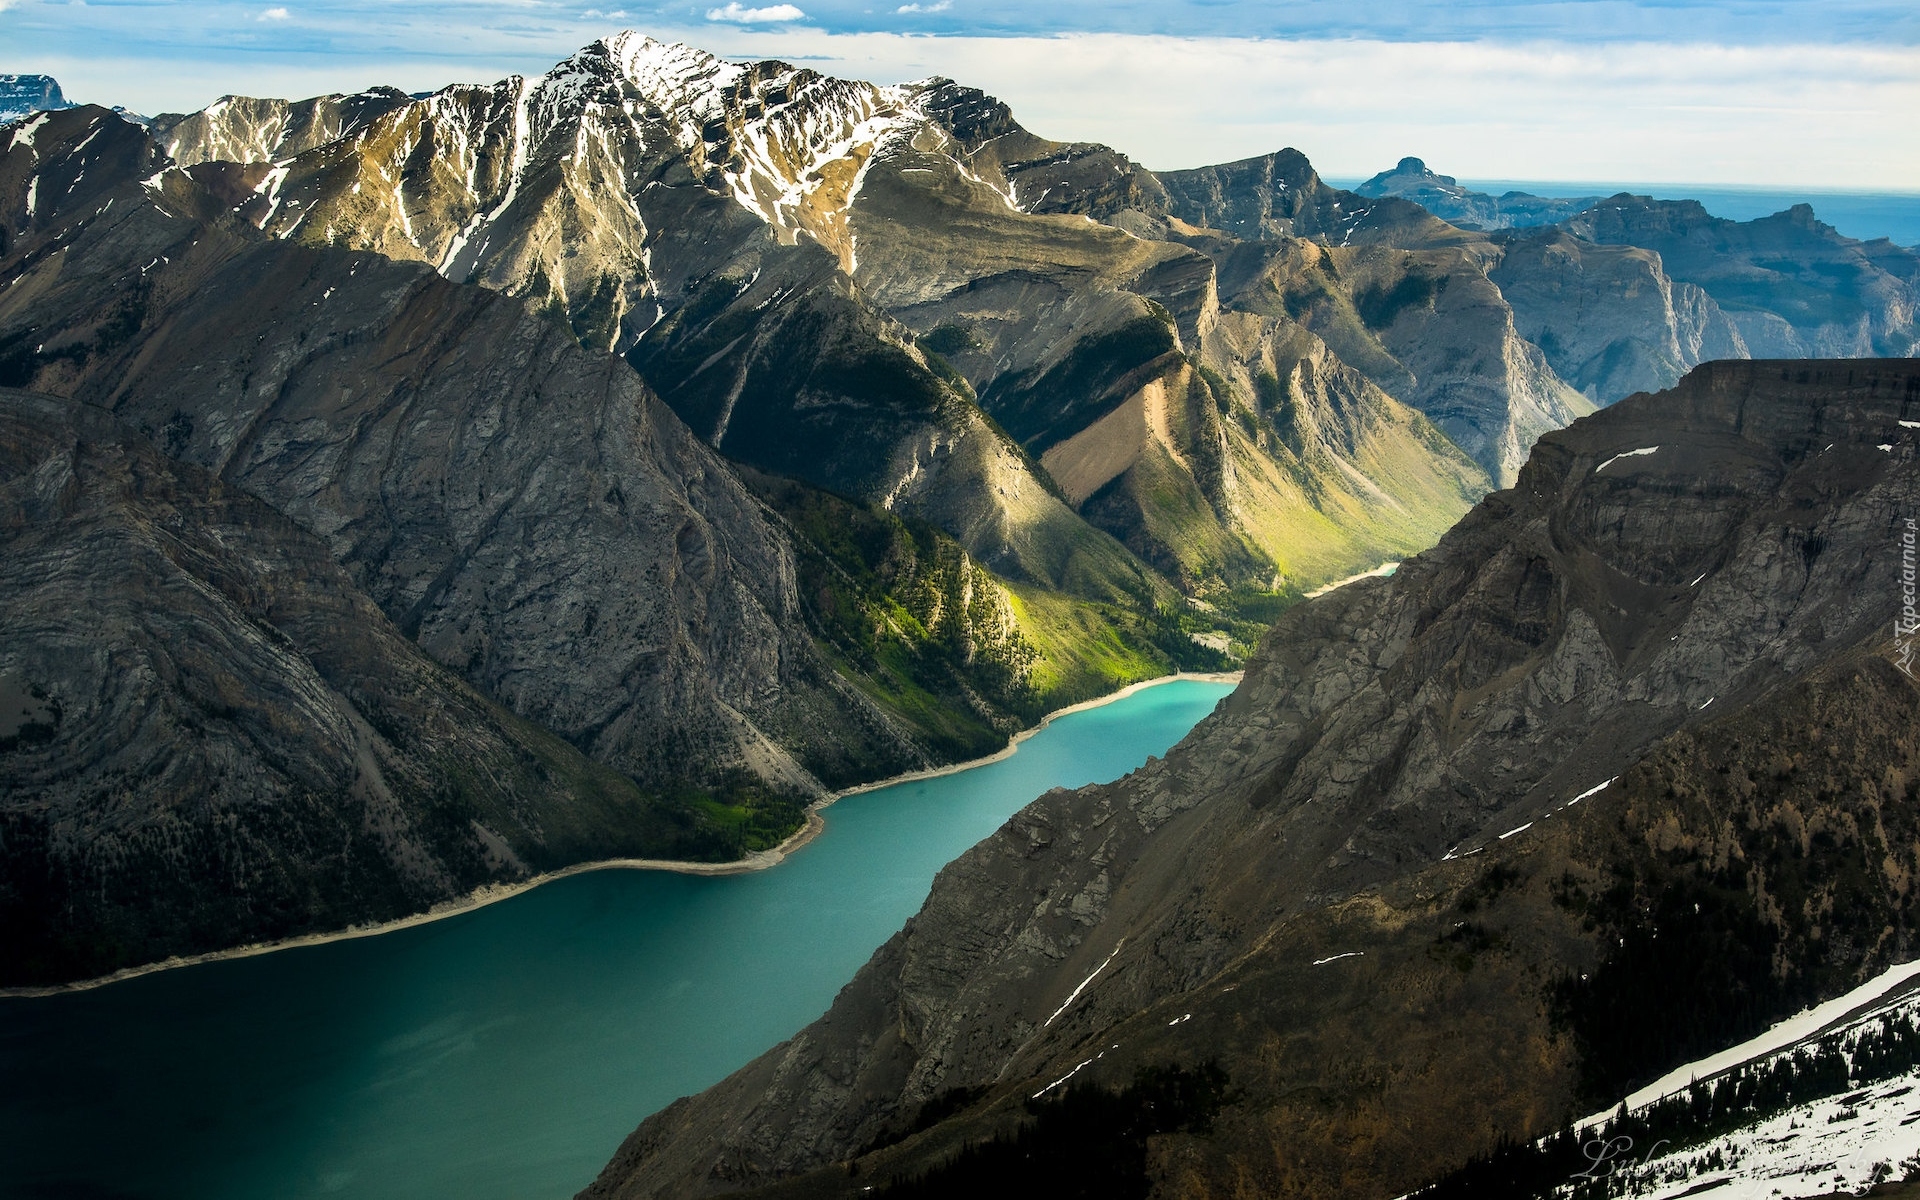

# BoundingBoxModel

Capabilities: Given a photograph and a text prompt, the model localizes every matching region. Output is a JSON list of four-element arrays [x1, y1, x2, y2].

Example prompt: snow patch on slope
[[1578, 959, 1920, 1131]]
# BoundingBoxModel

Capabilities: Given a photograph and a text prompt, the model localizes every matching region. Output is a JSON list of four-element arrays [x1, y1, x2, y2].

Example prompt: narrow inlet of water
[[0, 678, 1234, 1200]]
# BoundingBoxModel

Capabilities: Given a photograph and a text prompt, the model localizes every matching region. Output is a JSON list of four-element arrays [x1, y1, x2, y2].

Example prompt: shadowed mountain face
[[0, 389, 741, 986], [0, 107, 977, 982], [0, 107, 925, 799], [1565, 196, 1920, 360], [584, 360, 1920, 1200]]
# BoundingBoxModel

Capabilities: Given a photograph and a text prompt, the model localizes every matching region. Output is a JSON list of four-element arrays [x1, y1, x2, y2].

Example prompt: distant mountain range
[[1355, 155, 1602, 230], [0, 74, 69, 123]]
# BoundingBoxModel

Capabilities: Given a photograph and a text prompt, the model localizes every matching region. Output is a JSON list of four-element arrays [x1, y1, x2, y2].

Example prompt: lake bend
[[0, 677, 1236, 1200]]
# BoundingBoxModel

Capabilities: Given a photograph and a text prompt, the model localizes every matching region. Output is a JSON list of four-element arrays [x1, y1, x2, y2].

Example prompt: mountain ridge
[[135, 33, 1502, 581]]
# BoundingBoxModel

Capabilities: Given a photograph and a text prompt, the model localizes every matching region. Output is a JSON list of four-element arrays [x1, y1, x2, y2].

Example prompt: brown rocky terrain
[[1, 106, 920, 797], [584, 359, 1920, 1200], [0, 388, 730, 986], [0, 105, 966, 983], [1565, 196, 1920, 360]]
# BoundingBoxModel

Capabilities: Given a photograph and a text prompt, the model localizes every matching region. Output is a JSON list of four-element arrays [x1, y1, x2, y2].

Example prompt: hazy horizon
[[3, 0, 1916, 191]]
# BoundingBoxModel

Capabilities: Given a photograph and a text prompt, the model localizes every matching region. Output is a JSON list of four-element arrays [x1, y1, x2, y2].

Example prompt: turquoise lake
[[0, 678, 1233, 1200]]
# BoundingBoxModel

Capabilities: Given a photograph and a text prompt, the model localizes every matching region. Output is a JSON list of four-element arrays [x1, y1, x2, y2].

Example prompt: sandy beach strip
[[2, 670, 1242, 998], [1304, 561, 1400, 599]]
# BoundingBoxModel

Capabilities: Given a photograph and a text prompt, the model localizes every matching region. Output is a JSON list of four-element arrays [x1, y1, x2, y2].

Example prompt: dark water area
[[0, 679, 1233, 1200]]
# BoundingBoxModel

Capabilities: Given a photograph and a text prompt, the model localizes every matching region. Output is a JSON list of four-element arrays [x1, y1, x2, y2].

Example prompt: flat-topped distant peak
[[0, 74, 73, 123]]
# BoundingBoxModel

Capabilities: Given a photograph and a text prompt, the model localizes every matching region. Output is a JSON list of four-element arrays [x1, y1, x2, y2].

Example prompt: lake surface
[[1324, 179, 1920, 247], [0, 678, 1232, 1200]]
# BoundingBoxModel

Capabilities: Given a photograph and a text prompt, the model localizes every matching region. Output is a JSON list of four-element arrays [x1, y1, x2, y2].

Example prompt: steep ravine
[[585, 359, 1920, 1199]]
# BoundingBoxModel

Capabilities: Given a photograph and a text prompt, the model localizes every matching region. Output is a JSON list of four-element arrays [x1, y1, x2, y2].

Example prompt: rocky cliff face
[[1565, 195, 1920, 360], [1490, 226, 1748, 401], [0, 389, 749, 986], [585, 359, 1920, 1200], [1, 106, 927, 798]]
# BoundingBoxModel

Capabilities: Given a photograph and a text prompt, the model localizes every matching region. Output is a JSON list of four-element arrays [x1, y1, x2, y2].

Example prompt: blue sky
[[4, 0, 1918, 186]]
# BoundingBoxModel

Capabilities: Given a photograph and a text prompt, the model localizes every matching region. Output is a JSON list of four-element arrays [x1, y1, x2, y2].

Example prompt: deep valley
[[1, 32, 1918, 1200]]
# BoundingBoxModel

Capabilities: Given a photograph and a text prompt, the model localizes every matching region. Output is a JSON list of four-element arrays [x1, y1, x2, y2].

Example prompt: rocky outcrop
[[585, 359, 1920, 1200], [1354, 156, 1598, 230], [1565, 195, 1920, 359], [1490, 226, 1748, 401], [0, 75, 70, 123]]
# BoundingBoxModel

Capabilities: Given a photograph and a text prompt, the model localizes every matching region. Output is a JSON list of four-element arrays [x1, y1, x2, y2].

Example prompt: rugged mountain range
[[149, 36, 1917, 572], [4, 34, 1915, 1002], [0, 105, 944, 983], [146, 34, 1494, 598], [1564, 196, 1920, 360], [1356, 156, 1920, 404], [586, 359, 1920, 1199]]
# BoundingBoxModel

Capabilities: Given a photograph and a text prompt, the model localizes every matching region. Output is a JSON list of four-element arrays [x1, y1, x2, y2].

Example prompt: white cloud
[[896, 2, 951, 12], [674, 31, 1920, 189], [257, 6, 290, 18], [704, 2, 805, 22], [19, 27, 1918, 190]]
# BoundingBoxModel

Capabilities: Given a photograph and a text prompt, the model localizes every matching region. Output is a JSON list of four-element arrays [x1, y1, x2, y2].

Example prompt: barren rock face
[[0, 108, 955, 983], [1564, 196, 1920, 360], [1491, 227, 1748, 402], [1, 107, 923, 799], [585, 360, 1920, 1200], [0, 389, 720, 986]]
